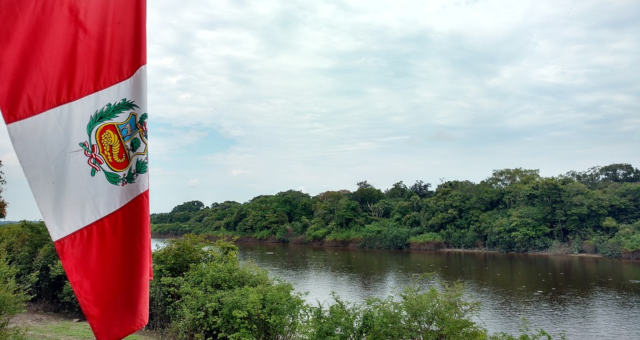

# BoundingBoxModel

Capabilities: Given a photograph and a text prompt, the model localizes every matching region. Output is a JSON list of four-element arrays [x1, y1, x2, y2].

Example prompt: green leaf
[[104, 171, 121, 185], [130, 137, 141, 152], [139, 112, 148, 125], [86, 98, 139, 137], [90, 168, 96, 177], [135, 159, 148, 175], [79, 142, 91, 153], [125, 168, 136, 184]]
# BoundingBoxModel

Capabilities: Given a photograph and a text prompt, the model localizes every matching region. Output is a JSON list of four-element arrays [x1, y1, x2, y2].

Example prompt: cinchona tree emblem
[[79, 98, 148, 186]]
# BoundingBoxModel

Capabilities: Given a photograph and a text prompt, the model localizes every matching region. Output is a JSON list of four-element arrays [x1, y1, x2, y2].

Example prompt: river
[[151, 239, 640, 339]]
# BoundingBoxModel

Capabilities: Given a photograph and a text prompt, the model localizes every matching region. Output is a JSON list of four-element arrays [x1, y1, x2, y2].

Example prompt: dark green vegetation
[[0, 222, 83, 316], [152, 164, 640, 257], [1, 249, 28, 339], [0, 226, 555, 339]]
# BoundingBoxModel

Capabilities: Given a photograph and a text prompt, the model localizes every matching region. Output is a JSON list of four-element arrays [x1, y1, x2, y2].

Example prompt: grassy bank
[[9, 310, 155, 340]]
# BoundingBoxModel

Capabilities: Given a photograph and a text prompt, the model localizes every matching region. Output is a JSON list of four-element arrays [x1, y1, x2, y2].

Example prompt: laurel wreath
[[80, 98, 148, 186], [86, 98, 138, 139]]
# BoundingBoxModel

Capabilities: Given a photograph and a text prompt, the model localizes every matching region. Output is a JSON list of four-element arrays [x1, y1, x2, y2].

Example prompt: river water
[[151, 239, 640, 339]]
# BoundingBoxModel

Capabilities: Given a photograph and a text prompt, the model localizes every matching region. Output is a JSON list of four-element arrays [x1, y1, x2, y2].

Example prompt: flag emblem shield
[[80, 98, 148, 186]]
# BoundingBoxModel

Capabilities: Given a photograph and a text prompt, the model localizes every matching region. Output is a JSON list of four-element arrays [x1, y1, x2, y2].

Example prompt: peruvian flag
[[0, 1, 151, 339]]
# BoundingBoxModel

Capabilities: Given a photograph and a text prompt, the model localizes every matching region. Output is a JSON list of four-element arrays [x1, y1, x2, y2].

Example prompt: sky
[[1, 0, 640, 220]]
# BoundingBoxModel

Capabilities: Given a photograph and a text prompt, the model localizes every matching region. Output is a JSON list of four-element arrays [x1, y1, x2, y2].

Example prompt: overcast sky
[[1, 0, 639, 220]]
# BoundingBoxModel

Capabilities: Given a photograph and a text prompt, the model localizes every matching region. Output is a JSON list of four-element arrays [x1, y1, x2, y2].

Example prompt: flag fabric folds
[[0, 1, 150, 339]]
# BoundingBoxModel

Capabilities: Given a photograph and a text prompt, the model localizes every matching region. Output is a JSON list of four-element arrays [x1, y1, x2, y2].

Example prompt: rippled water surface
[[152, 239, 640, 339]]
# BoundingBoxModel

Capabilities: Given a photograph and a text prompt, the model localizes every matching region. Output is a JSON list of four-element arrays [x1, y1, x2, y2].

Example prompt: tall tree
[[410, 180, 433, 198], [171, 200, 205, 213], [353, 181, 384, 211]]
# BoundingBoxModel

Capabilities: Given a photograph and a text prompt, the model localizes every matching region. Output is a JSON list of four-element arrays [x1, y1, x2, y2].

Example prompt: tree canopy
[[151, 163, 640, 257]]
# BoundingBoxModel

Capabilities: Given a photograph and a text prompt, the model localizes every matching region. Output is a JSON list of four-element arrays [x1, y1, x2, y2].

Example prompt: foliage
[[149, 235, 305, 339], [302, 282, 488, 340], [360, 221, 410, 249], [409, 232, 444, 243], [85, 98, 138, 138], [0, 251, 28, 339], [0, 222, 81, 315], [171, 200, 205, 214], [564, 163, 640, 189], [151, 164, 640, 257]]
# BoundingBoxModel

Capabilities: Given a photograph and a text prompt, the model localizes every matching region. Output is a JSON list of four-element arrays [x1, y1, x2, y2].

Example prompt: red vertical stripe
[[54, 191, 151, 340], [0, 0, 146, 123], [1, 2, 151, 337]]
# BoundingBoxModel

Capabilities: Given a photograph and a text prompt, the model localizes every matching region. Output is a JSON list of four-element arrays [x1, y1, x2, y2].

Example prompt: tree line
[[152, 163, 640, 257]]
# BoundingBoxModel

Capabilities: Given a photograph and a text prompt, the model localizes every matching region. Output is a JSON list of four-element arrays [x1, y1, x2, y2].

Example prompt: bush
[[325, 229, 362, 241], [547, 241, 571, 255], [486, 216, 551, 252], [151, 223, 193, 236], [0, 222, 80, 315], [581, 240, 596, 254], [305, 223, 330, 241], [618, 224, 640, 252], [254, 229, 273, 240], [302, 282, 487, 340], [598, 238, 622, 258], [442, 228, 479, 249], [360, 221, 410, 249], [622, 233, 640, 252], [0, 251, 28, 339], [409, 232, 444, 243], [149, 235, 305, 339]]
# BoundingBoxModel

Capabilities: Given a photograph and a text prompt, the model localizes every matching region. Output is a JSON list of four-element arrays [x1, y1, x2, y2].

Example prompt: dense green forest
[[152, 163, 640, 257]]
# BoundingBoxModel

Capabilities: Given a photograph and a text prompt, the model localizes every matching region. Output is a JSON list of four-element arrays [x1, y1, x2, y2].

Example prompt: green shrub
[[325, 229, 362, 241], [0, 251, 28, 339], [409, 232, 444, 243], [547, 241, 571, 255], [581, 239, 596, 254], [275, 225, 290, 242], [617, 225, 640, 252], [486, 216, 552, 252], [254, 229, 273, 240], [598, 238, 622, 258], [305, 224, 330, 241], [622, 233, 640, 252], [151, 223, 192, 236], [302, 295, 361, 339], [0, 222, 80, 315], [302, 282, 488, 340], [360, 221, 410, 249], [442, 227, 480, 248], [149, 235, 305, 339]]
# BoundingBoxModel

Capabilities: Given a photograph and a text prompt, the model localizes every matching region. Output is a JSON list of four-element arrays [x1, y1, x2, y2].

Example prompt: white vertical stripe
[[7, 67, 148, 241]]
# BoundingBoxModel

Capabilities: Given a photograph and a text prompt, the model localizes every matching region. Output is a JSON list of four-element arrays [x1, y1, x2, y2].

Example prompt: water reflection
[[236, 244, 640, 340]]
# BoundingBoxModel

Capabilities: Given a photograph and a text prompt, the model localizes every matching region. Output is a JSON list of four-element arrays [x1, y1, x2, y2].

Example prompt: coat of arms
[[79, 98, 148, 185]]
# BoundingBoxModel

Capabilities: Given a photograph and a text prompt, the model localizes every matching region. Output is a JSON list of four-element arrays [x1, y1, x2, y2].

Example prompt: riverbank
[[152, 232, 640, 261]]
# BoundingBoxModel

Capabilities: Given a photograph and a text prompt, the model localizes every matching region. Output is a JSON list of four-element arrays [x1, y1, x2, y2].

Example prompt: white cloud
[[2, 0, 640, 218]]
